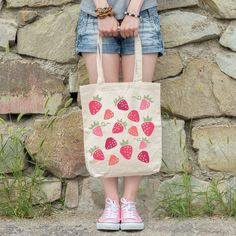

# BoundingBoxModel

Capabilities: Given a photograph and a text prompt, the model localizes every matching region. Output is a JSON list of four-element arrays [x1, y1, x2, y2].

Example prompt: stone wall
[[0, 0, 236, 217]]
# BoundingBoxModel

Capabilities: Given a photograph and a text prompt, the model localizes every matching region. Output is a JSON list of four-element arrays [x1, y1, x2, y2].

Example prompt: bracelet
[[124, 11, 141, 18], [95, 6, 116, 19]]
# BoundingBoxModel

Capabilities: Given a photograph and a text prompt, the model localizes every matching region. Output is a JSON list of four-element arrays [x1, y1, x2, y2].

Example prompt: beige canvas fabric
[[79, 33, 162, 177]]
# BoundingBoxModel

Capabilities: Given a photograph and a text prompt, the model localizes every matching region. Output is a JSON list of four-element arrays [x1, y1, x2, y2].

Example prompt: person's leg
[[82, 52, 120, 202], [82, 52, 120, 84], [117, 53, 157, 231], [122, 53, 157, 83], [121, 53, 158, 201], [82, 52, 121, 230]]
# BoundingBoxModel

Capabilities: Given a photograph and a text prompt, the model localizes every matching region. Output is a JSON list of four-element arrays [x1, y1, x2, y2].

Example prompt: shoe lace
[[102, 198, 120, 218], [121, 198, 139, 218]]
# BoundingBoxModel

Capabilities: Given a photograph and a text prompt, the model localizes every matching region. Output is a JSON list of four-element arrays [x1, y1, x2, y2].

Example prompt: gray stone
[[192, 118, 236, 172], [0, 18, 17, 50], [78, 58, 89, 86], [0, 60, 70, 115], [158, 0, 198, 11], [76, 58, 89, 106], [219, 21, 236, 52], [0, 0, 3, 10], [64, 179, 79, 209], [201, 0, 236, 19], [6, 0, 73, 8], [160, 10, 221, 48], [77, 177, 104, 213], [154, 51, 183, 81], [216, 51, 236, 80], [25, 108, 85, 179], [160, 59, 236, 119], [161, 119, 190, 173], [17, 5, 80, 63], [0, 176, 61, 204], [68, 70, 79, 93], [0, 133, 27, 174], [17, 10, 38, 26], [136, 176, 161, 218], [158, 175, 210, 213], [34, 177, 62, 204]]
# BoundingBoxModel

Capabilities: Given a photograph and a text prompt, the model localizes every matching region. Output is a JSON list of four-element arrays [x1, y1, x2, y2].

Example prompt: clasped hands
[[98, 15, 140, 38]]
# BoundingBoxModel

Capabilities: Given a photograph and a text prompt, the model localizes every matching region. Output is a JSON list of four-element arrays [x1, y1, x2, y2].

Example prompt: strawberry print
[[89, 146, 104, 160], [132, 95, 153, 110], [104, 109, 114, 120], [89, 121, 103, 136], [109, 155, 119, 166], [141, 115, 155, 137], [114, 96, 129, 111], [89, 95, 102, 115], [105, 137, 117, 149], [128, 126, 138, 136], [136, 137, 150, 149], [120, 140, 133, 160], [89, 121, 110, 137], [112, 119, 127, 134], [128, 110, 140, 122], [137, 151, 150, 163]]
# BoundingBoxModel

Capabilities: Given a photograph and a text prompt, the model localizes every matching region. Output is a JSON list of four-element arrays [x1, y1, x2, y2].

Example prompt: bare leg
[[81, 52, 120, 202], [121, 53, 158, 201], [122, 53, 157, 83], [82, 52, 120, 84]]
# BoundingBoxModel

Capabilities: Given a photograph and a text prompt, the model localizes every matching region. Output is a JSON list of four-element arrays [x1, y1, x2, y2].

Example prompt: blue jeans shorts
[[75, 6, 165, 57]]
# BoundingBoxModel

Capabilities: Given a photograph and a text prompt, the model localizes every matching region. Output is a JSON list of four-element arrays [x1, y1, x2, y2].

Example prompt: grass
[[159, 165, 236, 218], [0, 96, 73, 218]]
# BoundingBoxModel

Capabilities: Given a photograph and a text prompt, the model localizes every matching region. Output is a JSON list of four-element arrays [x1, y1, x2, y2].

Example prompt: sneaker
[[120, 197, 144, 231], [96, 197, 121, 231]]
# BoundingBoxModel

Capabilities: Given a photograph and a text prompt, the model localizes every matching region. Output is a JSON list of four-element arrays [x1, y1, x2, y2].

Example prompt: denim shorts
[[75, 6, 165, 57]]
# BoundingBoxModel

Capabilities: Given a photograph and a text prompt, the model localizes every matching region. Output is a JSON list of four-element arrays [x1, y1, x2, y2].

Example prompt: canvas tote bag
[[79, 32, 162, 177]]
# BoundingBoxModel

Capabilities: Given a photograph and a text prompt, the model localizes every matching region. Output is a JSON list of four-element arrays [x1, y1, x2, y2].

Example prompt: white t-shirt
[[80, 0, 158, 20]]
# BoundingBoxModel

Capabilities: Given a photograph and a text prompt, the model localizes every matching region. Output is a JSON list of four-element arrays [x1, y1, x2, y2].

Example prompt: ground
[[1, 208, 236, 236]]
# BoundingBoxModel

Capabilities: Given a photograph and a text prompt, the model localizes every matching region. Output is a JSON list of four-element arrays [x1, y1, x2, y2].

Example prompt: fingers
[[98, 17, 120, 37], [120, 26, 138, 38], [119, 17, 140, 38]]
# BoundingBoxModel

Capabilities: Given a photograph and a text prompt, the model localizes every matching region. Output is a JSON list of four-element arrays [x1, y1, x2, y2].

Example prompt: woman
[[76, 0, 164, 231]]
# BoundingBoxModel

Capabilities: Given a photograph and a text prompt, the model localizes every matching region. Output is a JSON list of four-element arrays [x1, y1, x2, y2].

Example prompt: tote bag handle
[[96, 32, 142, 84]]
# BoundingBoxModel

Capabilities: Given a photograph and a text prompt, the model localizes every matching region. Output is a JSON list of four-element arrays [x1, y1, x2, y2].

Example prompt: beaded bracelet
[[124, 11, 141, 18]]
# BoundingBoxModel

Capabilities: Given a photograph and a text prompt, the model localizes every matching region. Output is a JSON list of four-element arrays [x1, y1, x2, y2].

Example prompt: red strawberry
[[89, 146, 104, 160], [141, 116, 155, 136], [128, 110, 140, 122], [89, 121, 103, 136], [114, 96, 129, 111], [137, 151, 150, 163], [109, 155, 119, 166], [104, 109, 114, 120], [89, 95, 102, 115], [105, 137, 117, 149], [140, 95, 153, 110], [128, 126, 138, 136], [120, 140, 133, 160], [112, 119, 127, 133], [136, 137, 150, 149]]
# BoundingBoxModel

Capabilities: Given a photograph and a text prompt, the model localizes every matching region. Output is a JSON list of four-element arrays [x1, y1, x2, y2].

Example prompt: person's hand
[[98, 16, 120, 37], [119, 15, 140, 38]]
